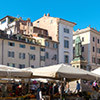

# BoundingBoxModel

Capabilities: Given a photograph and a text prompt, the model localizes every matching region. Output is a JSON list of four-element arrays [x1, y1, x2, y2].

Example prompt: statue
[[75, 36, 82, 57]]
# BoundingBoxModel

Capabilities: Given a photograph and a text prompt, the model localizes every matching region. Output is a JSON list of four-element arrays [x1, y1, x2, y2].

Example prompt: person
[[49, 83, 53, 100], [75, 81, 80, 93], [93, 80, 99, 90], [31, 82, 37, 94], [1, 83, 7, 97], [36, 83, 44, 100], [64, 82, 69, 93], [91, 86, 100, 100]]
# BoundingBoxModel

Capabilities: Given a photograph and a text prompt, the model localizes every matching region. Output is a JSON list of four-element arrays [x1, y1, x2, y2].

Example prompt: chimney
[[19, 17, 22, 20], [43, 13, 46, 17], [27, 18, 31, 22], [47, 13, 50, 17]]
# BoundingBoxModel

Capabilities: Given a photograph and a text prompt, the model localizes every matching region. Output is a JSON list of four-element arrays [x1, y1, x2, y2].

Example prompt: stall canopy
[[91, 67, 100, 76], [0, 65, 32, 78], [26, 64, 100, 80]]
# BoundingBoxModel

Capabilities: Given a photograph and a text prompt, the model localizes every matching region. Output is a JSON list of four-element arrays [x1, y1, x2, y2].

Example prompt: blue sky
[[0, 0, 100, 30]]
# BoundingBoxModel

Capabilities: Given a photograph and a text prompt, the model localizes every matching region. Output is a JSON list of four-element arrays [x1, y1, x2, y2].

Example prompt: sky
[[0, 0, 100, 30]]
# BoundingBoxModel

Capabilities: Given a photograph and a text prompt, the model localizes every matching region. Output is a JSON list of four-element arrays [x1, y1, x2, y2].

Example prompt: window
[[45, 41, 49, 47], [7, 63, 15, 67], [31, 65, 34, 68], [98, 39, 99, 43], [99, 48, 100, 53], [97, 58, 100, 64], [97, 48, 100, 53], [40, 56, 45, 61], [19, 44, 25, 48], [45, 52, 49, 59], [93, 37, 95, 42], [19, 53, 25, 59], [64, 28, 69, 33], [1, 19, 6, 24], [9, 18, 14, 23], [82, 37, 84, 42], [73, 40, 75, 44], [40, 48, 45, 52], [53, 43, 58, 48], [50, 20, 53, 24], [30, 46, 35, 50], [93, 46, 95, 52], [82, 47, 84, 52], [92, 57, 95, 63], [54, 55, 57, 60], [64, 55, 69, 63], [52, 55, 57, 60], [8, 51, 14, 58], [77, 65, 79, 68], [19, 64, 25, 69], [81, 65, 83, 69], [64, 40, 69, 48], [8, 42, 15, 46], [30, 54, 35, 60]]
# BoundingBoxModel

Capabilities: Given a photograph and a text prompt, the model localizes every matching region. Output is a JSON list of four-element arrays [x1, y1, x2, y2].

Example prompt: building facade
[[0, 16, 33, 35], [73, 27, 100, 70], [0, 15, 58, 68], [33, 14, 76, 64]]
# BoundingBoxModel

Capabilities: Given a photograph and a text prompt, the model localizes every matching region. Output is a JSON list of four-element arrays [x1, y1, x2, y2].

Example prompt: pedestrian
[[36, 82, 44, 100], [64, 82, 69, 93], [91, 86, 100, 100], [75, 81, 80, 93]]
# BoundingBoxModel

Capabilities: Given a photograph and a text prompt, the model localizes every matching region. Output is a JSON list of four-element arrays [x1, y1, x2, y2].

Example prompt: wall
[[0, 39, 41, 68], [33, 16, 58, 41], [59, 23, 73, 64], [0, 18, 8, 30]]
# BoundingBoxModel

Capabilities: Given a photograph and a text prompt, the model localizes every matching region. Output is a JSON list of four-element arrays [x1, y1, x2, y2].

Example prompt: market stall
[[0, 65, 33, 99], [22, 64, 100, 100], [31, 64, 100, 80]]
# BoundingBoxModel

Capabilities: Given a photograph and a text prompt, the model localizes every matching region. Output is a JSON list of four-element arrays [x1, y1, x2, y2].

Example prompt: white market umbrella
[[91, 67, 100, 76], [31, 64, 100, 80], [0, 65, 32, 78]]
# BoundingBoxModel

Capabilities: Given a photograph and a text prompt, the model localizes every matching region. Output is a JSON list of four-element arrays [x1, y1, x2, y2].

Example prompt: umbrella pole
[[60, 78, 63, 100], [28, 78, 31, 94]]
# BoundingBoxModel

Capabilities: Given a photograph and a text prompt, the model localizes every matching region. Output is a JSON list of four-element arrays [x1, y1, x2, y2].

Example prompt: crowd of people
[[31, 80, 100, 100], [0, 82, 29, 97], [0, 80, 99, 100], [30, 81, 81, 100]]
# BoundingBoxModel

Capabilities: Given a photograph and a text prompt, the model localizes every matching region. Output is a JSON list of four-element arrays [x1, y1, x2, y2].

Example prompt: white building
[[33, 14, 76, 64]]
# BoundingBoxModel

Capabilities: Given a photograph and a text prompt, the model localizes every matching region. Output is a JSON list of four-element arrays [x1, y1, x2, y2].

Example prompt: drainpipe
[[57, 20, 60, 64], [39, 46, 41, 67], [2, 39, 4, 65], [28, 53, 30, 67]]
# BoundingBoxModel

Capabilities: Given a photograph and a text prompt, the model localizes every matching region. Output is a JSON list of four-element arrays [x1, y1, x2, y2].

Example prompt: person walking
[[75, 81, 80, 93], [64, 82, 69, 94], [36, 83, 44, 100]]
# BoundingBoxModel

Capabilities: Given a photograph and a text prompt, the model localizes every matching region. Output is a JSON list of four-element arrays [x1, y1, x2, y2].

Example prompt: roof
[[59, 18, 76, 25], [0, 15, 16, 21], [73, 27, 100, 36], [33, 15, 76, 25]]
